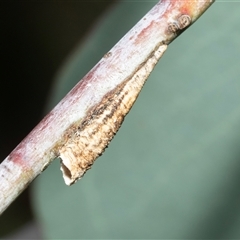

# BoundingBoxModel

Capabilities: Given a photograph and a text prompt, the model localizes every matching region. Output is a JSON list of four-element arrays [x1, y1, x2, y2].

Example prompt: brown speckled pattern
[[59, 45, 167, 185]]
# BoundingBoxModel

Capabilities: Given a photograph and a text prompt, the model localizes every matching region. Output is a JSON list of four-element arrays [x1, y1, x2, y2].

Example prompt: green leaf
[[32, 2, 240, 239]]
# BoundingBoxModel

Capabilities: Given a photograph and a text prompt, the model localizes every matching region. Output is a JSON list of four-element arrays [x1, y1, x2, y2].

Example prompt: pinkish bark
[[0, 0, 214, 214]]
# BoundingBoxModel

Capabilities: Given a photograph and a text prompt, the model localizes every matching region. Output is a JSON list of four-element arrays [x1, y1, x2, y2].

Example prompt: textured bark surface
[[0, 0, 214, 214]]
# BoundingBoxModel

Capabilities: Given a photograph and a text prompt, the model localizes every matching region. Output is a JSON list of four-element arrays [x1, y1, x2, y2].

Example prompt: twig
[[0, 0, 214, 214]]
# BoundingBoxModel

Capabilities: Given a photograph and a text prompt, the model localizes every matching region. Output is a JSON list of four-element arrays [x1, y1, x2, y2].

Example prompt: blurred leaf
[[32, 1, 240, 239]]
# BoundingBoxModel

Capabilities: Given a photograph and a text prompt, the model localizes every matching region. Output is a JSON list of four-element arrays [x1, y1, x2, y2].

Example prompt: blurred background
[[1, 1, 240, 239], [0, 1, 116, 238]]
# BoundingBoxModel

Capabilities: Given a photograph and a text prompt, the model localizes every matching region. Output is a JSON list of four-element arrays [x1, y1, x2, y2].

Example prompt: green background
[[33, 1, 240, 238], [2, 0, 240, 239]]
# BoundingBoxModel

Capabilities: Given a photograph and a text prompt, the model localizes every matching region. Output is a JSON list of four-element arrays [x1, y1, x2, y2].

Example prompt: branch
[[0, 0, 214, 214]]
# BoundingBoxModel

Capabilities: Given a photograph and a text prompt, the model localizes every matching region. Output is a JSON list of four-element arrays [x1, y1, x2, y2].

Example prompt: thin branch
[[0, 0, 215, 214]]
